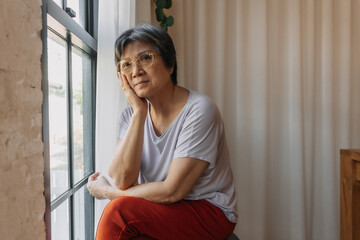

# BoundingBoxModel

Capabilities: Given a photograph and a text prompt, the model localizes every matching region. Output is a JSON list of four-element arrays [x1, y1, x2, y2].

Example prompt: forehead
[[122, 41, 156, 59]]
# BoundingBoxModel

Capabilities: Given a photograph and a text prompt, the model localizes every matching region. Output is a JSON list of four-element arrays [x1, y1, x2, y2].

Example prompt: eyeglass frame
[[116, 51, 159, 73]]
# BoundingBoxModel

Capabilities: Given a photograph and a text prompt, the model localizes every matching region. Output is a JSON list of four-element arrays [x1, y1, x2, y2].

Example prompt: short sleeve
[[117, 106, 133, 139], [173, 97, 223, 169]]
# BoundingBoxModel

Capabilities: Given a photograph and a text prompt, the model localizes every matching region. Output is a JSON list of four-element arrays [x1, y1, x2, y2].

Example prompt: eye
[[140, 53, 152, 62], [121, 61, 132, 69]]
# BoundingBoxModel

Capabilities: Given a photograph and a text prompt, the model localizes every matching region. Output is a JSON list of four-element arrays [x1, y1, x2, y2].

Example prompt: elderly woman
[[87, 24, 237, 240]]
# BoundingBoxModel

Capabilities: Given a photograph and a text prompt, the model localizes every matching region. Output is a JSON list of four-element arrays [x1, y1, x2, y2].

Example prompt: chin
[[134, 89, 148, 98]]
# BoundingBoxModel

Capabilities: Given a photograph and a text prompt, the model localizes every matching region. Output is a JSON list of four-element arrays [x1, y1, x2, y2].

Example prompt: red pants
[[96, 196, 236, 240]]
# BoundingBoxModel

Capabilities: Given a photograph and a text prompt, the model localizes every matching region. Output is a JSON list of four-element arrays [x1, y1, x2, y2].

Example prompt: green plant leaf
[[156, 0, 166, 8], [160, 22, 168, 31], [165, 0, 172, 9], [165, 15, 174, 26], [155, 7, 165, 22]]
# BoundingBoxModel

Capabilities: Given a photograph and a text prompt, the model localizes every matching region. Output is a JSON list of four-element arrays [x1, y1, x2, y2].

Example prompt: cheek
[[125, 75, 136, 87], [150, 65, 171, 78]]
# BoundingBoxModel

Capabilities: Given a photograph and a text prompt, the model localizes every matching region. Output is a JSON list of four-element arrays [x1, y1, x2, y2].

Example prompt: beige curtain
[[159, 0, 360, 239], [95, 0, 152, 230]]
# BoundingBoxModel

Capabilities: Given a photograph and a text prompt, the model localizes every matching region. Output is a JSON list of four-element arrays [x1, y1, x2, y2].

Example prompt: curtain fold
[[164, 0, 360, 239], [95, 0, 151, 231]]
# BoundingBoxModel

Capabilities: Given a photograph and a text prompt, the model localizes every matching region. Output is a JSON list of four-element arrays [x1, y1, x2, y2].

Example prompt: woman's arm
[[108, 74, 147, 190], [108, 112, 145, 190], [89, 157, 209, 203]]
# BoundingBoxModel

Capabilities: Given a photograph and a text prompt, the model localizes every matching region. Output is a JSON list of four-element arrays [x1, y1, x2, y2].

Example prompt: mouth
[[134, 80, 149, 87]]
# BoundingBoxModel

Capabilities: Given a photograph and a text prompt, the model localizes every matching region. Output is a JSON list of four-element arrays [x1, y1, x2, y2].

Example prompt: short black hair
[[114, 24, 177, 85]]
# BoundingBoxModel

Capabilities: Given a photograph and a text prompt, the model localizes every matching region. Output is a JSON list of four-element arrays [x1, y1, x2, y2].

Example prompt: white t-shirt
[[118, 89, 238, 223]]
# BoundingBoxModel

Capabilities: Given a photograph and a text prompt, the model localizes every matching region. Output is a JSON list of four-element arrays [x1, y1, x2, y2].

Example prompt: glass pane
[[51, 200, 70, 240], [48, 31, 69, 201], [53, 0, 63, 8], [72, 46, 92, 184], [74, 185, 94, 240], [67, 0, 87, 29]]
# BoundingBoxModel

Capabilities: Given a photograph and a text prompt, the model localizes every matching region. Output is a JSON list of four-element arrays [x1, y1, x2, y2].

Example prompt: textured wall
[[0, 0, 45, 239]]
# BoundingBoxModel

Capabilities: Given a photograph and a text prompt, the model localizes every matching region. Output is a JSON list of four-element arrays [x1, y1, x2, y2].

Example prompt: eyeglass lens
[[119, 52, 155, 73]]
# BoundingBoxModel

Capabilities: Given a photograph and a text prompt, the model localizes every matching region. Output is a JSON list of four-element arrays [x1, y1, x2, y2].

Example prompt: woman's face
[[119, 41, 173, 99]]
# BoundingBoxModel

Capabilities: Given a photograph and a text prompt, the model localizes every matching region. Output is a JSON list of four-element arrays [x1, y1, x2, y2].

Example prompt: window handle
[[65, 7, 76, 18]]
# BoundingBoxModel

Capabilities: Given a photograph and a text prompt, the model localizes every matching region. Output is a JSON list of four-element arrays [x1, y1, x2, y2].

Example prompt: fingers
[[119, 73, 131, 92], [118, 72, 125, 90], [120, 75, 126, 91], [118, 74, 147, 113], [89, 172, 100, 181], [118, 73, 125, 91]]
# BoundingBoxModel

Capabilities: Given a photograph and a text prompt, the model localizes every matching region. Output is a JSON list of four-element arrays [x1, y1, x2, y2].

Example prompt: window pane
[[48, 31, 69, 201], [51, 200, 70, 240], [53, 0, 63, 8], [74, 185, 94, 240], [72, 47, 92, 184], [67, 0, 87, 29]]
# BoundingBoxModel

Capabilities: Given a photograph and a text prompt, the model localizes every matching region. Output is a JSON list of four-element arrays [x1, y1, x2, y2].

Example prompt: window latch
[[65, 7, 76, 18]]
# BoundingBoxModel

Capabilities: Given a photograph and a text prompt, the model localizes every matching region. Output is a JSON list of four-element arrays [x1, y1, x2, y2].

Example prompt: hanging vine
[[153, 0, 174, 31]]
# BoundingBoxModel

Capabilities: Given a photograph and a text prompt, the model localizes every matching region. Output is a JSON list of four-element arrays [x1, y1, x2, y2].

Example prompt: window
[[42, 1, 98, 239]]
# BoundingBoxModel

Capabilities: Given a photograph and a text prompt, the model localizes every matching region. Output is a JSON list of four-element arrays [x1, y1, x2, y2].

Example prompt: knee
[[104, 197, 136, 213], [96, 197, 139, 239], [97, 197, 150, 239], [98, 197, 137, 229], [103, 196, 140, 219]]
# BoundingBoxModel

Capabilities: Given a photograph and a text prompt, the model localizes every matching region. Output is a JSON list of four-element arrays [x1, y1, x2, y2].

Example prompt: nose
[[131, 61, 144, 78]]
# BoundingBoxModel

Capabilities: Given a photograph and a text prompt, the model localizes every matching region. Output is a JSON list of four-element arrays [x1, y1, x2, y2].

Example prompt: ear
[[169, 65, 174, 75]]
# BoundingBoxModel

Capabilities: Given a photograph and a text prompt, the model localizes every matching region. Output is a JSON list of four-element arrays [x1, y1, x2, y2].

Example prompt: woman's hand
[[87, 172, 114, 200], [119, 73, 147, 115]]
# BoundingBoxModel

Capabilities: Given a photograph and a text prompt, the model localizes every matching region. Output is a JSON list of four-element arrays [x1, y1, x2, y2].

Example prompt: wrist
[[132, 110, 147, 121], [106, 185, 124, 200]]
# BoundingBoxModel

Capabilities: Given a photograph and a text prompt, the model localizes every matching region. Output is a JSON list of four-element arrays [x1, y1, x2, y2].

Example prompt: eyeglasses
[[116, 51, 158, 74]]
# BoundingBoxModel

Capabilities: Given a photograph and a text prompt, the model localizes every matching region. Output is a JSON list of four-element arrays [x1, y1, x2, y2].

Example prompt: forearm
[[105, 158, 208, 203], [105, 181, 179, 204], [108, 111, 146, 189], [119, 158, 209, 203], [123, 181, 180, 204]]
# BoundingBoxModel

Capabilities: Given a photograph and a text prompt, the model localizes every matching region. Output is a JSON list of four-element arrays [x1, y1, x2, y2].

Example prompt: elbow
[[165, 195, 182, 204], [108, 169, 134, 190], [161, 186, 185, 204], [114, 178, 131, 190], [113, 176, 133, 190], [119, 185, 131, 191], [163, 193, 183, 204], [159, 180, 189, 204]]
